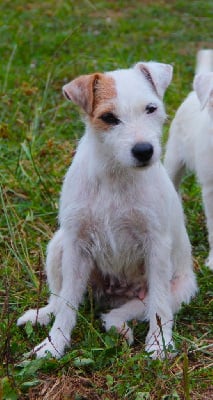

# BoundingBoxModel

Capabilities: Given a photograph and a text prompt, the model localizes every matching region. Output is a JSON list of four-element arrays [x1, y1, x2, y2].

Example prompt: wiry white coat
[[18, 62, 197, 359], [164, 49, 213, 270]]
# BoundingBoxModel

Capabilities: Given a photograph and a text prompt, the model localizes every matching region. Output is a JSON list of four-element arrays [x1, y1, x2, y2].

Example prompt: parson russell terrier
[[18, 61, 197, 359], [164, 49, 213, 271]]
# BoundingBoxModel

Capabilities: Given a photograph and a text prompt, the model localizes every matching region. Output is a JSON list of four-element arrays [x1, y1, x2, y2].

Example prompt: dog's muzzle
[[131, 142, 153, 166]]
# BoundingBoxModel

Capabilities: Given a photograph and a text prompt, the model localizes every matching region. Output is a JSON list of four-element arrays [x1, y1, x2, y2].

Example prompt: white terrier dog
[[18, 61, 197, 359], [164, 49, 213, 270]]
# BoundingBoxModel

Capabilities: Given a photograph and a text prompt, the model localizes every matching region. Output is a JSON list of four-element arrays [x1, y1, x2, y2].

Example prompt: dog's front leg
[[145, 236, 174, 359], [34, 235, 92, 358]]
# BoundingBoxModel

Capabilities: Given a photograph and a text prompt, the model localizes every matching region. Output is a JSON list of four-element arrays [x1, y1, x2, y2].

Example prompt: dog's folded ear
[[62, 73, 102, 114], [193, 73, 213, 110], [134, 62, 173, 98]]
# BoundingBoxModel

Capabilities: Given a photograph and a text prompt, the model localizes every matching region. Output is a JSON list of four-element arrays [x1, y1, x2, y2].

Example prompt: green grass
[[0, 1, 213, 399]]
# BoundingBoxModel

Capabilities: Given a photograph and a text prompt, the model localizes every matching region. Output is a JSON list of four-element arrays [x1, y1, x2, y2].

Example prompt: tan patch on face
[[93, 74, 116, 109], [89, 74, 117, 131]]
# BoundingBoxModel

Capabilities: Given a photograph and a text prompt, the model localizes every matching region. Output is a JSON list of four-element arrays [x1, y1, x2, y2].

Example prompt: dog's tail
[[196, 49, 213, 74]]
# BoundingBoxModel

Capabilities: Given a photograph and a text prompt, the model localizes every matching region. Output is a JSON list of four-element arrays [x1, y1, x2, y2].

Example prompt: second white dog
[[164, 49, 213, 270], [18, 61, 197, 359]]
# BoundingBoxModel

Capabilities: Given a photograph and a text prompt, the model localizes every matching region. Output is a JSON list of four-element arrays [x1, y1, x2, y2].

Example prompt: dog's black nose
[[131, 142, 153, 163]]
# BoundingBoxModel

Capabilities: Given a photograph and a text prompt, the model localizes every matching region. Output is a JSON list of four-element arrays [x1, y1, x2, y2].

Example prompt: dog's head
[[63, 62, 173, 169], [193, 72, 213, 117]]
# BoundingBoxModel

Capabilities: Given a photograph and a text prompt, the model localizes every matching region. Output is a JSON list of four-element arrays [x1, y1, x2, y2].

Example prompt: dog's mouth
[[133, 160, 152, 168]]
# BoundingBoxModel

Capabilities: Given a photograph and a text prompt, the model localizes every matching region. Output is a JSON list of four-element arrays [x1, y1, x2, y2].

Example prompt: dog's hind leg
[[201, 183, 213, 270], [17, 229, 63, 327], [164, 127, 186, 191], [101, 298, 147, 344], [166, 160, 186, 192], [169, 209, 197, 316]]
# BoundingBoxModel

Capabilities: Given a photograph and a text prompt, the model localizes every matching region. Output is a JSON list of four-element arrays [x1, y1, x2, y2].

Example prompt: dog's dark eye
[[99, 112, 120, 125], [145, 103, 157, 114]]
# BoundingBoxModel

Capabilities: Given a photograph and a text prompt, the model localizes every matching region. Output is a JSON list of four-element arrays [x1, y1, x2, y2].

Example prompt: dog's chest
[[77, 207, 149, 278]]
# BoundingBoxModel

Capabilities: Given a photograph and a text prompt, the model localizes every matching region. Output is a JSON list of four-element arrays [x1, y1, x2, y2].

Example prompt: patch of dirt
[[191, 386, 213, 400], [28, 372, 117, 400]]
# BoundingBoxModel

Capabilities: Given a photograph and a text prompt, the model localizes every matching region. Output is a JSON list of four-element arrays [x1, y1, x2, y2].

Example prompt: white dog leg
[[164, 130, 186, 191], [202, 184, 213, 270], [171, 223, 197, 312], [145, 237, 174, 359], [101, 298, 147, 344], [17, 230, 63, 327], [34, 235, 92, 358]]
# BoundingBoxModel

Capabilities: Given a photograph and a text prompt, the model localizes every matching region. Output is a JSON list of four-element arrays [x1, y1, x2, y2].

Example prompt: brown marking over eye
[[93, 74, 117, 110], [89, 74, 117, 131]]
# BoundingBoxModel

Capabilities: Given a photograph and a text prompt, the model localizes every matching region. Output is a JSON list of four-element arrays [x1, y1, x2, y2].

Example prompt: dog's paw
[[101, 313, 134, 344], [17, 308, 51, 327], [33, 338, 63, 359], [32, 330, 70, 359], [145, 333, 175, 359]]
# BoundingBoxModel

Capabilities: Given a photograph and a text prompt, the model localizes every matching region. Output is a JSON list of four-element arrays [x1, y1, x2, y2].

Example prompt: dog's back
[[164, 49, 213, 187]]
